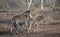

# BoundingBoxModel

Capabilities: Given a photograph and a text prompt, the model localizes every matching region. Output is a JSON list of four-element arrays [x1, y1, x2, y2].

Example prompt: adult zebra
[[10, 10, 31, 34]]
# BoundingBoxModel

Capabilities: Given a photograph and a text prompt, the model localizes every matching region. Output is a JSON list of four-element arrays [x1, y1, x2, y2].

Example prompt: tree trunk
[[41, 0, 43, 9], [27, 0, 32, 10], [53, 0, 55, 8]]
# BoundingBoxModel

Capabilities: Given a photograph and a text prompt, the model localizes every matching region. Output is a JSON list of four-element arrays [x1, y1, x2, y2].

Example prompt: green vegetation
[[55, 5, 60, 12], [55, 0, 60, 12], [56, 4, 60, 7], [0, 4, 4, 9]]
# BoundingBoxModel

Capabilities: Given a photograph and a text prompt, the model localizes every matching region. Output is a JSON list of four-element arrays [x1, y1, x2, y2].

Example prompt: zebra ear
[[29, 13, 32, 18], [25, 10, 30, 13]]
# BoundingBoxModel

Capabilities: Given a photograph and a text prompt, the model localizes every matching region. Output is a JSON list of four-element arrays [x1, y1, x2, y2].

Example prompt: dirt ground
[[0, 30, 60, 37], [0, 8, 60, 37]]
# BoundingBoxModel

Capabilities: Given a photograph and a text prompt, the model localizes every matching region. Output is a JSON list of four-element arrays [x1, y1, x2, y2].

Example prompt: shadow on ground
[[0, 31, 60, 37]]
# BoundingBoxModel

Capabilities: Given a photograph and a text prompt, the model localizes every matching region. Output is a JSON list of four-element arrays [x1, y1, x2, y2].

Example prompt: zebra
[[10, 10, 31, 34], [27, 15, 45, 33], [10, 10, 45, 34]]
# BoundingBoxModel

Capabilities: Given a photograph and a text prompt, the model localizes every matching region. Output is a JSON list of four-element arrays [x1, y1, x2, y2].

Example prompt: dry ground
[[0, 8, 60, 37]]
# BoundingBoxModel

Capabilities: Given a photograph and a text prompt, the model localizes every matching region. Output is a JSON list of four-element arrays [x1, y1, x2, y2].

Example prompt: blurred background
[[0, 0, 60, 37]]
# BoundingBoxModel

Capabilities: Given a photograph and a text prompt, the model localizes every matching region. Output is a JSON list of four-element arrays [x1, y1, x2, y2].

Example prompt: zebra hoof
[[16, 32, 18, 34], [16, 31, 18, 34], [16, 31, 19, 34], [10, 32, 13, 35]]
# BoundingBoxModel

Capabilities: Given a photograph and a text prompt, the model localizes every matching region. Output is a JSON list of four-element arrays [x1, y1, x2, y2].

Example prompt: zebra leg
[[9, 25, 13, 35], [10, 26, 13, 33], [25, 20, 29, 33], [16, 25, 19, 34], [36, 23, 39, 33], [15, 24, 19, 34], [27, 24, 32, 33], [34, 21, 39, 33], [15, 27, 19, 34], [25, 21, 28, 26], [25, 21, 29, 33], [36, 21, 40, 33], [15, 28, 19, 34], [12, 19, 19, 34]]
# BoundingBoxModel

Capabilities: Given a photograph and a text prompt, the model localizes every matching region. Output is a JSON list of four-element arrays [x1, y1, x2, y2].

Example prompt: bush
[[0, 4, 4, 9]]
